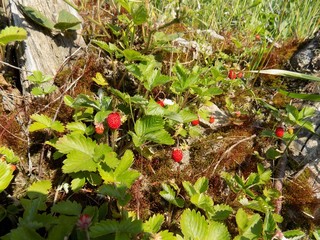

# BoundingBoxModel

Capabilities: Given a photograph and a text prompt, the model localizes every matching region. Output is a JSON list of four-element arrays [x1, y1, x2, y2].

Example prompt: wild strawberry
[[191, 118, 200, 126], [209, 115, 215, 124], [95, 123, 104, 134], [172, 148, 183, 163], [228, 70, 237, 80], [237, 72, 243, 78], [275, 127, 285, 138], [10, 165, 16, 171], [288, 127, 294, 135], [106, 112, 121, 130], [77, 214, 91, 230], [157, 100, 165, 107], [255, 34, 261, 41]]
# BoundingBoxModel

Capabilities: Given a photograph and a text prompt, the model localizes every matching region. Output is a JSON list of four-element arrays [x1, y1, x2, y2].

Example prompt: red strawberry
[[157, 100, 165, 107], [275, 127, 285, 138], [95, 123, 104, 134], [255, 34, 261, 41], [172, 148, 183, 163], [191, 118, 200, 126], [228, 70, 237, 80], [234, 111, 241, 117], [237, 72, 243, 78], [106, 112, 121, 130], [209, 115, 215, 124]]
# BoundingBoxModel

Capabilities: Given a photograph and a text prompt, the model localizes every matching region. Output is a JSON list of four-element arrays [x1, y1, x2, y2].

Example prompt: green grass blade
[[250, 69, 320, 82], [278, 89, 320, 101]]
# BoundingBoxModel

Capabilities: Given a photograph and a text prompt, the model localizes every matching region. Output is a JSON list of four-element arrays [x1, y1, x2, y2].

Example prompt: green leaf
[[134, 116, 164, 136], [157, 230, 177, 240], [0, 26, 27, 46], [31, 87, 44, 95], [160, 183, 184, 208], [72, 94, 100, 110], [27, 70, 53, 84], [182, 181, 197, 197], [54, 9, 81, 31], [98, 184, 131, 206], [51, 200, 82, 215], [236, 208, 248, 231], [62, 150, 97, 173], [27, 180, 51, 199], [206, 221, 231, 240], [266, 147, 282, 160], [144, 129, 174, 145], [9, 226, 45, 240], [29, 114, 64, 132], [210, 204, 233, 221], [194, 177, 209, 193], [92, 40, 120, 56], [18, 4, 55, 30], [190, 193, 214, 212], [180, 209, 208, 239], [66, 122, 87, 134], [132, 4, 148, 25], [90, 219, 119, 238], [283, 229, 305, 239], [263, 211, 276, 235], [71, 177, 85, 192], [123, 49, 148, 62], [143, 214, 164, 233], [236, 208, 263, 239], [0, 162, 14, 193], [0, 146, 20, 163], [55, 133, 96, 155], [47, 215, 78, 240], [114, 150, 133, 174]]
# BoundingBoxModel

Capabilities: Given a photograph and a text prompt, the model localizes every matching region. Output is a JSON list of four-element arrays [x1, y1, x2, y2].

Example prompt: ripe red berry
[[275, 127, 285, 138], [255, 34, 261, 41], [191, 119, 200, 126], [157, 100, 165, 107], [95, 123, 104, 134], [172, 148, 183, 163], [228, 70, 237, 80], [234, 111, 241, 117], [237, 72, 243, 78], [209, 115, 215, 124], [106, 112, 121, 130]]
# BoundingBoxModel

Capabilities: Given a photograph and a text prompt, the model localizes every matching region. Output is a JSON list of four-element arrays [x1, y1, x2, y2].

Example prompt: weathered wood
[[8, 0, 85, 94]]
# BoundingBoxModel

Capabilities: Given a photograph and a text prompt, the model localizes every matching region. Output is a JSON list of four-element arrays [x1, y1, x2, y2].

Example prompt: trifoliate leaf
[[211, 204, 233, 221], [51, 200, 82, 215], [206, 221, 231, 240]]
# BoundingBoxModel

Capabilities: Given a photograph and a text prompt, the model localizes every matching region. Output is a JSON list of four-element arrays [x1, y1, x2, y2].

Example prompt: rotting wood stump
[[7, 0, 86, 95]]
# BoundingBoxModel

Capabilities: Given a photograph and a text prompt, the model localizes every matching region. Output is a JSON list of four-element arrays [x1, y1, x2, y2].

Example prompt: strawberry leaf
[[180, 209, 208, 239], [143, 214, 164, 234], [0, 26, 27, 46]]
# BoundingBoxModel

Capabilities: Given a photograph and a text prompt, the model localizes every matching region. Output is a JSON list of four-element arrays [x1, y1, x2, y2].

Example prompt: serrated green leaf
[[190, 193, 213, 212], [263, 211, 276, 234], [206, 221, 231, 240], [0, 26, 27, 46], [55, 134, 96, 155], [18, 4, 55, 30], [123, 49, 147, 62], [160, 183, 184, 208], [31, 87, 44, 95], [157, 230, 177, 240], [144, 129, 174, 145], [51, 200, 82, 215], [10, 226, 45, 240], [92, 40, 120, 55], [47, 215, 78, 240], [180, 209, 208, 239], [211, 204, 233, 221], [182, 181, 197, 197], [54, 10, 81, 31], [27, 180, 51, 199], [62, 150, 97, 173], [72, 94, 100, 110], [236, 208, 248, 231], [89, 219, 119, 238], [0, 162, 14, 193], [179, 109, 198, 123], [50, 121, 65, 132], [66, 122, 87, 134], [143, 214, 164, 233], [0, 147, 19, 163], [194, 177, 209, 193]]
